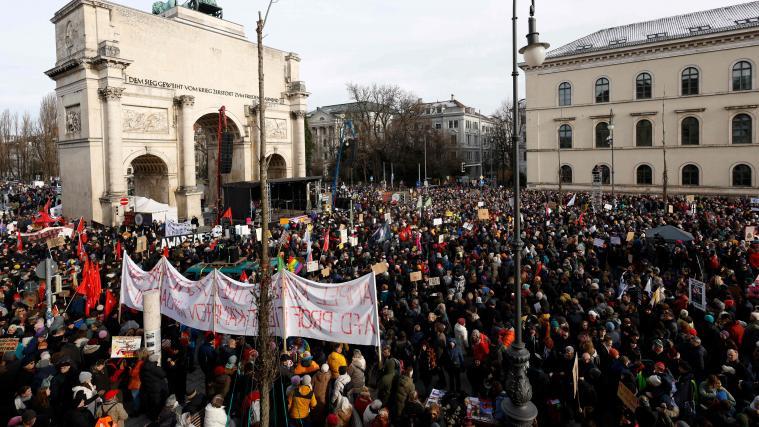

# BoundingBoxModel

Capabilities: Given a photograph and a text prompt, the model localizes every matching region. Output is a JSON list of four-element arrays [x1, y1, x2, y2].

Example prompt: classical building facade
[[307, 102, 370, 178], [46, 0, 308, 225], [420, 96, 496, 179], [523, 2, 759, 195]]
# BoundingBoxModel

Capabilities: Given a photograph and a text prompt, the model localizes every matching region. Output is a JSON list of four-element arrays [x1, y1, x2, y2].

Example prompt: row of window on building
[[556, 113, 754, 148], [557, 61, 753, 106], [558, 163, 754, 187]]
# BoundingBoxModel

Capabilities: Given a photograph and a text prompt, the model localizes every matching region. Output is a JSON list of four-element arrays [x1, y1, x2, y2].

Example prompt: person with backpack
[[287, 375, 316, 426], [101, 390, 128, 427]]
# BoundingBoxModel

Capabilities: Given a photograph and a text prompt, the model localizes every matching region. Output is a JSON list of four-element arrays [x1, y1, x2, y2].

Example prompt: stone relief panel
[[65, 105, 81, 135], [123, 106, 169, 134], [265, 118, 287, 140], [56, 18, 83, 61]]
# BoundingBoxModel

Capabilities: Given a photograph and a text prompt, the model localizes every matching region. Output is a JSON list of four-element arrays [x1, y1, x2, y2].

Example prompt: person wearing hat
[[155, 394, 181, 427], [182, 388, 206, 417], [71, 371, 99, 416], [293, 352, 319, 376], [327, 343, 348, 380], [203, 395, 227, 427], [101, 390, 128, 427], [311, 364, 331, 423], [346, 349, 366, 396], [287, 374, 317, 424], [65, 392, 96, 427]]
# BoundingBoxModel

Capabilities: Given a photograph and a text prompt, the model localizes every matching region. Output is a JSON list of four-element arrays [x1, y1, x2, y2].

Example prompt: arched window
[[560, 165, 573, 183], [732, 164, 752, 187], [732, 114, 752, 144], [593, 164, 610, 184], [636, 119, 653, 146], [733, 61, 752, 91], [681, 67, 699, 95], [636, 73, 652, 99], [558, 82, 572, 106], [682, 164, 700, 186], [636, 165, 653, 185], [681, 117, 699, 145], [595, 77, 610, 103], [595, 122, 610, 148], [558, 124, 573, 148]]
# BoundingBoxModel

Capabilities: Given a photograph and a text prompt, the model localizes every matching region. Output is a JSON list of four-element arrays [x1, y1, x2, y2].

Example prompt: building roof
[[309, 101, 385, 116], [547, 1, 759, 59]]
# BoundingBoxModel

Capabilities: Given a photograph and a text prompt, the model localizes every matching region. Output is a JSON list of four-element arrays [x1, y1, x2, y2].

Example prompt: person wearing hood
[[444, 337, 464, 392], [346, 349, 366, 396], [91, 359, 110, 395], [333, 394, 354, 427], [155, 394, 181, 427], [363, 400, 383, 426], [287, 375, 316, 424], [203, 395, 227, 427], [393, 366, 416, 422], [101, 390, 128, 427], [331, 366, 351, 405], [71, 371, 99, 416], [327, 343, 348, 379], [293, 352, 319, 376], [50, 359, 75, 416]]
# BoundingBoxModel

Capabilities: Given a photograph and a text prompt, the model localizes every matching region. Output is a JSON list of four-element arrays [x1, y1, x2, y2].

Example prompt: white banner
[[119, 255, 378, 346], [165, 220, 194, 237], [282, 270, 380, 346]]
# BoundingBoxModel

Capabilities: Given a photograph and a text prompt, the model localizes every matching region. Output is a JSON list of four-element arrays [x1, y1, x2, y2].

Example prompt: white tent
[[133, 196, 178, 223]]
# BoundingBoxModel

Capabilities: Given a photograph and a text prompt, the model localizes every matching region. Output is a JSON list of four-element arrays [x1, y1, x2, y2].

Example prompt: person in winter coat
[[333, 395, 353, 427], [101, 390, 129, 427], [311, 364, 331, 423], [444, 338, 464, 392], [363, 400, 383, 426], [327, 344, 348, 379], [65, 394, 95, 427], [293, 352, 319, 376], [182, 388, 206, 416], [454, 318, 469, 355], [203, 395, 227, 427], [71, 371, 99, 416], [127, 350, 146, 413], [471, 330, 491, 363], [50, 359, 75, 416], [377, 356, 399, 405], [91, 360, 110, 395], [287, 375, 317, 423], [332, 366, 351, 405], [140, 354, 168, 420], [394, 366, 416, 422], [154, 394, 181, 427], [346, 349, 366, 396]]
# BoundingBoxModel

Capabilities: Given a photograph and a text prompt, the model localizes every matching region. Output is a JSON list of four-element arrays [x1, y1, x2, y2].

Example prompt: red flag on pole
[[103, 289, 117, 319], [43, 198, 51, 214], [222, 207, 232, 221], [322, 228, 330, 252], [115, 241, 122, 260], [162, 246, 169, 258], [239, 270, 248, 282], [75, 217, 85, 236], [77, 236, 86, 261], [16, 231, 22, 252]]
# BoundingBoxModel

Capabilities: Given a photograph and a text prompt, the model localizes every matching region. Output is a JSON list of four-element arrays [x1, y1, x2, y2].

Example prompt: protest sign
[[46, 236, 65, 249], [438, 235, 445, 244], [689, 278, 706, 311], [610, 236, 621, 246], [433, 218, 442, 226], [307, 261, 319, 272], [477, 209, 489, 220], [745, 226, 757, 242], [358, 213, 363, 223], [20, 226, 72, 242], [384, 213, 391, 223], [593, 238, 605, 247], [111, 336, 142, 358], [0, 338, 19, 353], [371, 262, 388, 275], [340, 229, 348, 244], [321, 268, 331, 278], [165, 220, 193, 237], [428, 277, 440, 287], [349, 236, 358, 246], [668, 205, 674, 214], [686, 195, 695, 203], [626, 231, 635, 242], [136, 236, 147, 253], [617, 383, 639, 411], [477, 201, 484, 207], [445, 211, 453, 217], [604, 203, 612, 211], [409, 271, 422, 282]]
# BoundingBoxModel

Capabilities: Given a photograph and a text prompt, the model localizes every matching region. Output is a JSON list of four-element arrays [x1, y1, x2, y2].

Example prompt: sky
[[0, 0, 751, 117]]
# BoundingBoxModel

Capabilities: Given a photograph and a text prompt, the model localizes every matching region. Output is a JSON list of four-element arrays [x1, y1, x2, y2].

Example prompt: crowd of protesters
[[0, 179, 758, 427]]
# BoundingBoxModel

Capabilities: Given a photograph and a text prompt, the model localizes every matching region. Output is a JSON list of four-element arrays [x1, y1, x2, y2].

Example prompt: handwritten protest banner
[[477, 209, 489, 220], [0, 338, 19, 353], [136, 236, 147, 253], [410, 271, 422, 282], [371, 262, 388, 275], [111, 336, 142, 358]]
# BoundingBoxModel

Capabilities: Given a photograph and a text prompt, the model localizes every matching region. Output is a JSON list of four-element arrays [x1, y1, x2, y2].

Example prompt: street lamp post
[[504, 1, 548, 426], [424, 132, 428, 186]]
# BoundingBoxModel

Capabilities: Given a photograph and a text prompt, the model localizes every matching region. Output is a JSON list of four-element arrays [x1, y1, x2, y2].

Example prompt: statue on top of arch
[[152, 0, 223, 19]]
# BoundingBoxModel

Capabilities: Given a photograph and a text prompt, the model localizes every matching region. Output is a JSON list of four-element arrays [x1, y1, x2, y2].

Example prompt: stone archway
[[194, 113, 242, 210], [267, 153, 287, 179], [128, 154, 169, 203]]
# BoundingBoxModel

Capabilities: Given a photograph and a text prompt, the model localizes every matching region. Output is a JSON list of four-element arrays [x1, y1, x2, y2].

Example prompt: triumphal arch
[[46, 0, 308, 225]]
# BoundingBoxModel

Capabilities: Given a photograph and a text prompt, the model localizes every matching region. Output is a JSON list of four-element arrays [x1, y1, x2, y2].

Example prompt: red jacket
[[472, 334, 491, 362]]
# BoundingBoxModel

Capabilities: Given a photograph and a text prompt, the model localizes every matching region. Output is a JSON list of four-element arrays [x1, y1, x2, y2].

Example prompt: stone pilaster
[[98, 86, 126, 195], [173, 95, 203, 224], [292, 110, 307, 177]]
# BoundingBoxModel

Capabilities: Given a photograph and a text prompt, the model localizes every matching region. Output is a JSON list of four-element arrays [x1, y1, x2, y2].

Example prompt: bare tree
[[0, 109, 12, 178], [35, 93, 59, 178], [491, 99, 516, 182]]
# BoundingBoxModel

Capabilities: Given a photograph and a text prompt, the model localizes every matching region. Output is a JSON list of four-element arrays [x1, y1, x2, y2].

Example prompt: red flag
[[222, 207, 232, 221], [115, 241, 122, 260], [209, 239, 218, 251], [86, 262, 102, 316], [38, 281, 46, 304], [43, 198, 51, 213], [80, 232, 88, 244], [16, 231, 22, 252], [239, 270, 248, 282], [75, 217, 85, 236], [77, 236, 86, 260], [162, 246, 169, 258], [103, 289, 117, 319], [322, 228, 330, 252], [77, 259, 91, 296]]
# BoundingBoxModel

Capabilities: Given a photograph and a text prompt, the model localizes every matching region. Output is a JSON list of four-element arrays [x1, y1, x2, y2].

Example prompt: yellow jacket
[[327, 351, 347, 378], [288, 385, 316, 420], [294, 360, 320, 376]]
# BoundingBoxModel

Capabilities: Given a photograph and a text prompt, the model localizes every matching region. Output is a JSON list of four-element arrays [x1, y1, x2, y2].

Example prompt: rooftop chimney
[[451, 94, 455, 100]]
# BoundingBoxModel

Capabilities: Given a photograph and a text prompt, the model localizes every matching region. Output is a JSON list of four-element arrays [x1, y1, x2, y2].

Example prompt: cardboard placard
[[321, 267, 330, 278], [339, 229, 348, 244], [0, 338, 19, 353], [358, 213, 363, 223], [349, 236, 358, 246], [306, 261, 319, 272], [433, 218, 442, 226], [438, 234, 445, 244], [668, 204, 674, 214], [593, 238, 605, 247], [427, 277, 440, 287], [409, 271, 422, 282], [617, 383, 639, 412], [384, 213, 391, 223], [610, 236, 622, 246], [135, 236, 148, 253], [626, 231, 635, 242], [477, 209, 489, 220], [685, 195, 695, 203], [371, 262, 389, 275], [604, 203, 612, 211], [46, 236, 65, 249], [745, 226, 757, 242], [110, 336, 142, 358]]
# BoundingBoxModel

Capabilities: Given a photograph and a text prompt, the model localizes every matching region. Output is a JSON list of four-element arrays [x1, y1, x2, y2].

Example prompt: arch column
[[174, 95, 203, 224], [292, 110, 307, 177], [99, 86, 126, 195]]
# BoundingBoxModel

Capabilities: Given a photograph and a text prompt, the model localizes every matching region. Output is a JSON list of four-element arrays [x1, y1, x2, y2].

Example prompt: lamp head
[[519, 13, 550, 67]]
